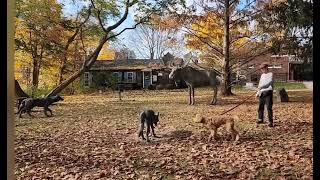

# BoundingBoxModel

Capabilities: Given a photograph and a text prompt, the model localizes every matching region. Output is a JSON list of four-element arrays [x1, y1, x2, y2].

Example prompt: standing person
[[256, 62, 274, 127]]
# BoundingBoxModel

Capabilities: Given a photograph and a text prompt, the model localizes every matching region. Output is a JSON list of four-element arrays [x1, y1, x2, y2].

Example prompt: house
[[82, 53, 183, 90], [237, 54, 312, 83]]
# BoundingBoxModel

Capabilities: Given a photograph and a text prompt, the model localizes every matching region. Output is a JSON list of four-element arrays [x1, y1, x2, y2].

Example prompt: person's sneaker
[[256, 119, 263, 124], [268, 123, 274, 127]]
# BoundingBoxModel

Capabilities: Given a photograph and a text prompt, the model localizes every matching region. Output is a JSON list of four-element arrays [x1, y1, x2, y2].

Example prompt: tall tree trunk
[[221, 0, 233, 96], [32, 57, 40, 89], [46, 36, 108, 97]]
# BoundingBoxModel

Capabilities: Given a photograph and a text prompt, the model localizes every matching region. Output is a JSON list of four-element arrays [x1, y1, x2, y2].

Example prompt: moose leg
[[210, 86, 218, 105], [191, 86, 195, 105], [188, 86, 192, 105]]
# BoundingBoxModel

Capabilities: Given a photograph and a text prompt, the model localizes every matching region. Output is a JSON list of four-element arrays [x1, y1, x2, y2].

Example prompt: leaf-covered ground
[[15, 88, 313, 179]]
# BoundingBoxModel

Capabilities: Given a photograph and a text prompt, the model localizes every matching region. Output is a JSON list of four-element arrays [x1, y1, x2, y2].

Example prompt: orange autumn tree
[[182, 1, 270, 96]]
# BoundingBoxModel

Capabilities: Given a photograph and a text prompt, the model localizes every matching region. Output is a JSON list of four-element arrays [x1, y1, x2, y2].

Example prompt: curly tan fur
[[193, 114, 240, 142]]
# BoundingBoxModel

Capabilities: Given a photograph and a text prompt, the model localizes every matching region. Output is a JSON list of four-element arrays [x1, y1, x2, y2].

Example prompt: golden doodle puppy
[[193, 114, 240, 142]]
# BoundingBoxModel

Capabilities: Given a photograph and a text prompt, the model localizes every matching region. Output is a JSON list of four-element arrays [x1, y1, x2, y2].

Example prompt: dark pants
[[258, 90, 273, 124]]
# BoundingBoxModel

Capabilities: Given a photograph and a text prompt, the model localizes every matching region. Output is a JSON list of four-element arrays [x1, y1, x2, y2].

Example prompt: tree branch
[[231, 0, 258, 18], [230, 9, 262, 27], [66, 6, 92, 50], [106, 0, 131, 32], [90, 0, 107, 33], [106, 21, 145, 41]]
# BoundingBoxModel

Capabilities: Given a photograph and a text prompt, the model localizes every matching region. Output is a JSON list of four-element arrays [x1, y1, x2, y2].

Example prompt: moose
[[169, 60, 221, 105]]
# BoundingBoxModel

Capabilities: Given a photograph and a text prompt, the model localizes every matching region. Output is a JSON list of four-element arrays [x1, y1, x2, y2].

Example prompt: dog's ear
[[157, 112, 160, 117]]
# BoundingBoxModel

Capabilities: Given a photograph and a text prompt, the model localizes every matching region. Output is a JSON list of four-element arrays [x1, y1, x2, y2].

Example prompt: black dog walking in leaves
[[17, 95, 64, 118], [138, 109, 160, 142]]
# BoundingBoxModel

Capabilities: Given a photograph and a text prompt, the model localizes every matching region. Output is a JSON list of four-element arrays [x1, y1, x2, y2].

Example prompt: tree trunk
[[32, 57, 40, 89], [221, 0, 233, 96], [58, 60, 66, 83], [15, 80, 30, 98], [46, 36, 108, 97]]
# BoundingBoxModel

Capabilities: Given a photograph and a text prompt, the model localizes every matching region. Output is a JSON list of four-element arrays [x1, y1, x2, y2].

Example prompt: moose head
[[168, 58, 189, 80]]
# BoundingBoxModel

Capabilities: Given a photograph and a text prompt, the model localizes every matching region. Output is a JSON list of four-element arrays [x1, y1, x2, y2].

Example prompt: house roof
[[90, 59, 166, 71]]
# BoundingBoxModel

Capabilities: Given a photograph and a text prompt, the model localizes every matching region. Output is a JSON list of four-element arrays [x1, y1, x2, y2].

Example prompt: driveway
[[303, 81, 313, 91]]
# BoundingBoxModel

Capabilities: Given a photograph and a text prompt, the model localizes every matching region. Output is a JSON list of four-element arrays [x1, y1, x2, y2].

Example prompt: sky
[[58, 0, 251, 58]]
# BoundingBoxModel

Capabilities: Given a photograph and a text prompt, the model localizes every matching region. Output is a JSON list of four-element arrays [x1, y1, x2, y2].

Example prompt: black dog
[[16, 97, 28, 109], [17, 95, 64, 118], [138, 109, 160, 142]]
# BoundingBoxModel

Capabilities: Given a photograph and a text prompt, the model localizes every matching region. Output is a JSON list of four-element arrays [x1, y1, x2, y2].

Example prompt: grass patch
[[232, 84, 245, 91], [273, 82, 306, 90], [231, 82, 307, 92]]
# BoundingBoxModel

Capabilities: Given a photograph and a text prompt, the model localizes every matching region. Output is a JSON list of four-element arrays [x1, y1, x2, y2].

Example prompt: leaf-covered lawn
[[15, 88, 313, 179]]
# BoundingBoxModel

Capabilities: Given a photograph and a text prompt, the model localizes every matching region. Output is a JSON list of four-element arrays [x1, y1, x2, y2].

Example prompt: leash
[[218, 68, 263, 116], [219, 91, 257, 116]]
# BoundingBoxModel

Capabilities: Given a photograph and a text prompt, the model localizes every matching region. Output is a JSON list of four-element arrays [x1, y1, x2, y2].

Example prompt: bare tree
[[114, 48, 136, 59], [127, 23, 179, 59]]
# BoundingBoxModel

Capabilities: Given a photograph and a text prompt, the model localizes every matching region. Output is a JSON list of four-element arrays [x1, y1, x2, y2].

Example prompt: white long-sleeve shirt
[[258, 72, 273, 91], [256, 72, 273, 96]]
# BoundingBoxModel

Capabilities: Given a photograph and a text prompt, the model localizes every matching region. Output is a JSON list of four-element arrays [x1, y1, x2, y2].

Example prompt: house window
[[127, 72, 134, 83], [84, 72, 90, 87], [113, 72, 121, 81], [153, 75, 157, 82]]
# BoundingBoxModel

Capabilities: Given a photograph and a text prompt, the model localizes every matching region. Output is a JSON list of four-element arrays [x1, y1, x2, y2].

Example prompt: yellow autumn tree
[[84, 39, 115, 60], [185, 11, 256, 69], [14, 0, 65, 91]]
